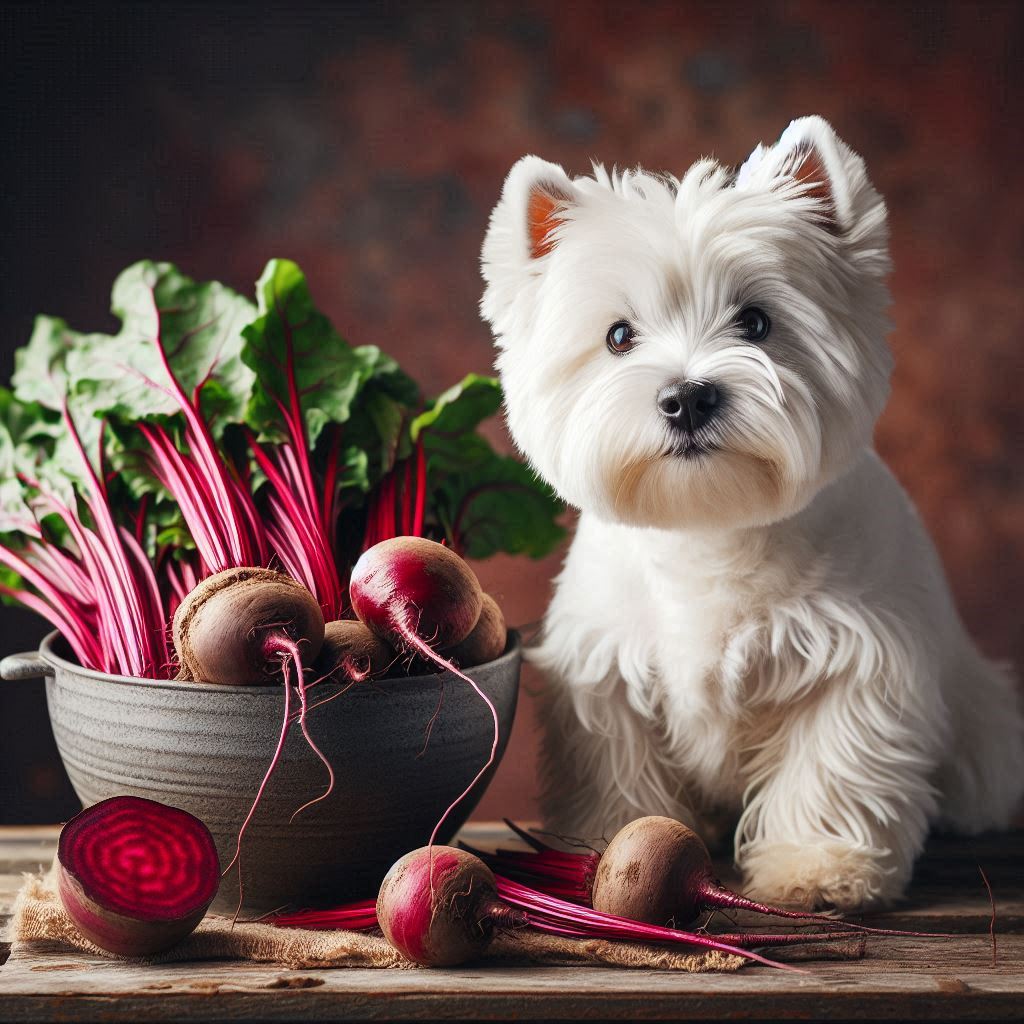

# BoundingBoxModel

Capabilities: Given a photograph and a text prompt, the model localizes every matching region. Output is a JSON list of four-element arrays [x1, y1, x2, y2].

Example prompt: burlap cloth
[[11, 867, 742, 972]]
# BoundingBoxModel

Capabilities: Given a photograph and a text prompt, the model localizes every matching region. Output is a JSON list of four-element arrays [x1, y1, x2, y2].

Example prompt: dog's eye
[[606, 321, 636, 354], [737, 306, 771, 343]]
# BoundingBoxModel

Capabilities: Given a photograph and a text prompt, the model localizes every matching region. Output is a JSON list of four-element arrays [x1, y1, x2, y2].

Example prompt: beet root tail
[[698, 880, 952, 938], [400, 626, 501, 850]]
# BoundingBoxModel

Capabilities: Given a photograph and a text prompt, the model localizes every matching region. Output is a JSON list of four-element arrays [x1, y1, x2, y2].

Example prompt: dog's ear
[[736, 116, 876, 235], [526, 177, 574, 258], [481, 157, 580, 331], [494, 155, 578, 261]]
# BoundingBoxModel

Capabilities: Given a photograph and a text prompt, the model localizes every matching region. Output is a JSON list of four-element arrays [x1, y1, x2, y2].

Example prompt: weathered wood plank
[[3, 933, 1018, 987], [0, 942, 1022, 1022]]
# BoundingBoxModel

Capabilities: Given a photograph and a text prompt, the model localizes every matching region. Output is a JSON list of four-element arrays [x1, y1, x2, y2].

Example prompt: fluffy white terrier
[[479, 116, 1024, 910]]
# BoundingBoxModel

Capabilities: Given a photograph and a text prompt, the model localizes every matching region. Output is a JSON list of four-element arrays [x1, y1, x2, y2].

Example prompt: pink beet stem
[[707, 930, 856, 947], [320, 426, 342, 541], [269, 899, 379, 931], [412, 440, 426, 537], [264, 892, 842, 960], [494, 877, 804, 972]]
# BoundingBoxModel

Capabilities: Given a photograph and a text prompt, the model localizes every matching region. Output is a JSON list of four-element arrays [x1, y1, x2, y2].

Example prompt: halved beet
[[57, 796, 220, 956]]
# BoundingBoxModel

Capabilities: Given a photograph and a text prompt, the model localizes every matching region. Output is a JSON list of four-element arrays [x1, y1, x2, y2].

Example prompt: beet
[[445, 592, 507, 666], [171, 568, 333, 914], [475, 817, 946, 938], [316, 619, 394, 681], [592, 816, 885, 928], [350, 537, 482, 651], [377, 846, 521, 966], [591, 815, 715, 924], [173, 566, 324, 685], [56, 796, 219, 956]]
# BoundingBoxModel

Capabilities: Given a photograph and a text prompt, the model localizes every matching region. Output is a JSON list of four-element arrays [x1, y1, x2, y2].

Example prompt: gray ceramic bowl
[[1, 630, 520, 914]]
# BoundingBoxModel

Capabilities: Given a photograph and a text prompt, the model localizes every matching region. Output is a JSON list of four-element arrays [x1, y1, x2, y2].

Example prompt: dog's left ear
[[736, 116, 875, 235]]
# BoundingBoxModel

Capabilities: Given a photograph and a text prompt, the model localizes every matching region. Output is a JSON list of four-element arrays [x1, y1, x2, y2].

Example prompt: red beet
[[377, 846, 521, 966], [350, 537, 482, 652], [56, 796, 219, 956]]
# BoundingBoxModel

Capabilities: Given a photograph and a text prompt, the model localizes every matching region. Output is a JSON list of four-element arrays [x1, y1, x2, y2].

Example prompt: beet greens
[[0, 259, 563, 677]]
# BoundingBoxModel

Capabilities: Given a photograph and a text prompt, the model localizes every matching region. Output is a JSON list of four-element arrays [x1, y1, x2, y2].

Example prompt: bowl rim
[[39, 629, 522, 696]]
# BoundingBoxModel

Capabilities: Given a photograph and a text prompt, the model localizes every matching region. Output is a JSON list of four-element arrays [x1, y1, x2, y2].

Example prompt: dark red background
[[1, 1, 1021, 824]]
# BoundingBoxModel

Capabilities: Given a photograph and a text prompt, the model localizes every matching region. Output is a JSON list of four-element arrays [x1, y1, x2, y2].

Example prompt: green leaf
[[8, 264, 257, 510], [0, 387, 58, 469], [68, 261, 256, 432], [404, 374, 565, 559], [448, 455, 564, 559], [425, 430, 565, 560], [0, 562, 26, 605], [12, 316, 83, 412], [0, 386, 69, 531], [410, 374, 502, 442], [337, 349, 420, 484], [243, 260, 408, 449], [8, 316, 114, 502], [337, 445, 370, 493]]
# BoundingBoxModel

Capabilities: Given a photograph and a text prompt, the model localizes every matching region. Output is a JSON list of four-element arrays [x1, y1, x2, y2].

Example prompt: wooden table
[[1, 824, 1020, 1022]]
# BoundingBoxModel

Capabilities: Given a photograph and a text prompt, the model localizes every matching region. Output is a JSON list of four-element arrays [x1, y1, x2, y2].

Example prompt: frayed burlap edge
[[12, 867, 741, 972], [488, 929, 742, 972], [12, 870, 407, 969]]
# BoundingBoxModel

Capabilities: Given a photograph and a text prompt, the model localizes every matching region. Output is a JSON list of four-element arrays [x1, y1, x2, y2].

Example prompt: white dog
[[480, 116, 1024, 910]]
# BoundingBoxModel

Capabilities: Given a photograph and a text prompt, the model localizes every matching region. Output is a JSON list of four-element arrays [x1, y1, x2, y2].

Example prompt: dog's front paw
[[739, 840, 901, 912]]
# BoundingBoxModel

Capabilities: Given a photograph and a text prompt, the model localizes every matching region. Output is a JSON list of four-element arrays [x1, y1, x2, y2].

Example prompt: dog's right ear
[[505, 156, 577, 260], [481, 157, 579, 331]]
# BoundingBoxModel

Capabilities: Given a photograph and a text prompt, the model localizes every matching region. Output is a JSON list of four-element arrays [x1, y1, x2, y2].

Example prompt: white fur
[[480, 116, 1024, 910]]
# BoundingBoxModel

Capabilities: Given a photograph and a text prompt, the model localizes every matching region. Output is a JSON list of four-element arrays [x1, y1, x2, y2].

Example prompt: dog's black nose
[[657, 380, 719, 432]]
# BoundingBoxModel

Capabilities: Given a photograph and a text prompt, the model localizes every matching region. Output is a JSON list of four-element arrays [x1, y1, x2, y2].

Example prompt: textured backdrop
[[1, 0, 1021, 823]]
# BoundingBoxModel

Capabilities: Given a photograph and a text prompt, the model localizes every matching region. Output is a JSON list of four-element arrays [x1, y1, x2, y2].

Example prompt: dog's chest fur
[[642, 538, 761, 803], [551, 511, 818, 811], [643, 527, 802, 808]]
